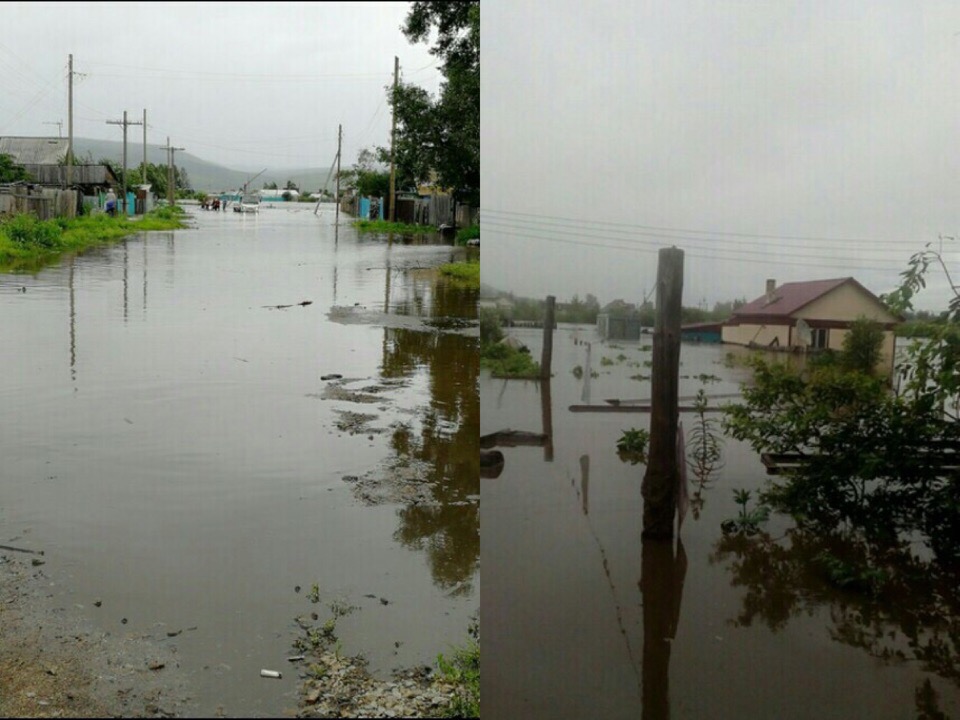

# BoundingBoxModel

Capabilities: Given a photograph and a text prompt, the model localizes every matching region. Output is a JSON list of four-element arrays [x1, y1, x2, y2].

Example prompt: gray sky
[[0, 2, 438, 171], [481, 1, 960, 312]]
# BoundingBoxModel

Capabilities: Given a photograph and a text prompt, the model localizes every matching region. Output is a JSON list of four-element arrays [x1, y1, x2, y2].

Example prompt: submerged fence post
[[541, 295, 555, 379], [642, 247, 684, 539]]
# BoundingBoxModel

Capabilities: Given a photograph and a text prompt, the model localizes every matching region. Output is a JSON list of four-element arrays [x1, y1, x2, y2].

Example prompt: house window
[[811, 328, 828, 349]]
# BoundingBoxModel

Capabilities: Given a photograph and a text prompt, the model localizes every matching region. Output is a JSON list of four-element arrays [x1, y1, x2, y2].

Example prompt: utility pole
[[43, 121, 63, 138], [67, 54, 73, 186], [389, 55, 399, 222], [142, 109, 147, 193], [335, 124, 342, 229], [106, 111, 143, 215], [162, 137, 185, 207]]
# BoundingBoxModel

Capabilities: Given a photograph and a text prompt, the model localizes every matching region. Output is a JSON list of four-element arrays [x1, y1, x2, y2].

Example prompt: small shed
[[681, 322, 723, 343]]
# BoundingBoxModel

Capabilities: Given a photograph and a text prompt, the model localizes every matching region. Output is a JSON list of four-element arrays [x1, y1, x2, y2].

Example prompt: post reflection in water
[[641, 538, 687, 720], [68, 256, 76, 383], [541, 378, 554, 462], [579, 453, 589, 515]]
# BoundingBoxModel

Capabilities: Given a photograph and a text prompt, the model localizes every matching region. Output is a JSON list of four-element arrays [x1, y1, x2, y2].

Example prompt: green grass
[[438, 259, 479, 290], [0, 207, 185, 272], [353, 219, 437, 234], [481, 342, 542, 379], [437, 636, 479, 718], [455, 224, 479, 245]]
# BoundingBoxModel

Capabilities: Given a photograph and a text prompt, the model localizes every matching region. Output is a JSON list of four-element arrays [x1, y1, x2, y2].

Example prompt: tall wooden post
[[642, 247, 684, 539], [540, 295, 555, 379]]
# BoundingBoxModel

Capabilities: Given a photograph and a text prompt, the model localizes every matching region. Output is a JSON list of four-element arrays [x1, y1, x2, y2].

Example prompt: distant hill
[[71, 138, 333, 193]]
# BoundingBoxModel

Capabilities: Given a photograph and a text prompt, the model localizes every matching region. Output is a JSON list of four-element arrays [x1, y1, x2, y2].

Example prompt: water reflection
[[711, 528, 960, 690], [380, 275, 479, 594], [640, 539, 687, 720]]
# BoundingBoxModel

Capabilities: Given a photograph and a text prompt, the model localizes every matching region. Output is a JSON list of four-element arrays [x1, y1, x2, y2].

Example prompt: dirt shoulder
[[0, 552, 194, 718]]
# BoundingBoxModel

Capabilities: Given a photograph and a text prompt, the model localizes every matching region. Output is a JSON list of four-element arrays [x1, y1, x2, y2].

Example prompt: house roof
[[733, 277, 865, 318], [21, 164, 118, 186], [0, 136, 69, 165]]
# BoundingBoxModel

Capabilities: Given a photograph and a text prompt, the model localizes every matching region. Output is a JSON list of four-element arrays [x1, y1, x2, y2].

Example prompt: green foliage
[[479, 307, 504, 347], [616, 428, 650, 464], [437, 624, 479, 718], [455, 224, 479, 245], [839, 317, 885, 375], [571, 365, 583, 379], [480, 341, 541, 379], [723, 355, 960, 560], [353, 219, 435, 234], [0, 207, 185, 271], [438, 259, 479, 290], [2, 214, 62, 248], [720, 489, 770, 535], [397, 1, 479, 205], [0, 153, 29, 182]]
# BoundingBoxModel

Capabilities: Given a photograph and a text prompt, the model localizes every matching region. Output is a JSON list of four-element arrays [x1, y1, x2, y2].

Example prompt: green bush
[[3, 214, 62, 249]]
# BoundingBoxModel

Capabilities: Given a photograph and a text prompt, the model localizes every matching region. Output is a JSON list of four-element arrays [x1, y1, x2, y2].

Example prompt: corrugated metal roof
[[22, 164, 118, 185], [732, 277, 851, 317], [0, 136, 69, 165]]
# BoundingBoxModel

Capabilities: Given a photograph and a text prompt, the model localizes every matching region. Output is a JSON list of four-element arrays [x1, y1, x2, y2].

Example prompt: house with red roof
[[721, 277, 902, 376]]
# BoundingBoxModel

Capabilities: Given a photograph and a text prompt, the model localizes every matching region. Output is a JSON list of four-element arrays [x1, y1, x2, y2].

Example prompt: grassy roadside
[[0, 206, 187, 272], [438, 257, 479, 290], [353, 219, 438, 234]]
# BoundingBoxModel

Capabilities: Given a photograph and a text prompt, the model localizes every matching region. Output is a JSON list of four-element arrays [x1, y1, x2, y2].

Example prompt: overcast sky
[[0, 2, 438, 171], [481, 1, 960, 312]]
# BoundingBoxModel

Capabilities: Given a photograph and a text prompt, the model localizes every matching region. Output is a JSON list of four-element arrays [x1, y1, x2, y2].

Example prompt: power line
[[485, 226, 923, 274], [480, 218, 926, 264], [480, 207, 936, 248]]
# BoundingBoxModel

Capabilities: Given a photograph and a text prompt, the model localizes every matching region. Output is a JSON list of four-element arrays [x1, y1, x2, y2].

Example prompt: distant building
[[721, 277, 902, 376]]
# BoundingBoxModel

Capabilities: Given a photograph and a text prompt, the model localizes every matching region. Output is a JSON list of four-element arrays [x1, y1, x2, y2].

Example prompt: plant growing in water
[[616, 427, 650, 464], [686, 389, 724, 518], [721, 488, 769, 535]]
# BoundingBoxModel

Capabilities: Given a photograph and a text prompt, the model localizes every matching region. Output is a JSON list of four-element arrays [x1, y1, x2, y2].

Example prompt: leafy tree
[[838, 317, 884, 375], [285, 179, 298, 191], [264, 181, 278, 190], [388, 1, 479, 205], [339, 147, 390, 198], [0, 153, 29, 182]]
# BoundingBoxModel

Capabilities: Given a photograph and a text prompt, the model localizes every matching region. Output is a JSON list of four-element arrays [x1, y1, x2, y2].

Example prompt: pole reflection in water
[[541, 378, 554, 462], [69, 256, 76, 383], [641, 538, 687, 720], [122, 239, 128, 322], [579, 453, 589, 515]]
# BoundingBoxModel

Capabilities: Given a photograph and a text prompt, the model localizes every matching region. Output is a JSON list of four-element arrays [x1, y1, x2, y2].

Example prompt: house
[[721, 277, 902, 376], [597, 299, 644, 340], [0, 136, 121, 214]]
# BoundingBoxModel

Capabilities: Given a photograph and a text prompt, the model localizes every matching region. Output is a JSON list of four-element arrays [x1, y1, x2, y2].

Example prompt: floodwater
[[482, 325, 960, 719], [0, 204, 478, 717]]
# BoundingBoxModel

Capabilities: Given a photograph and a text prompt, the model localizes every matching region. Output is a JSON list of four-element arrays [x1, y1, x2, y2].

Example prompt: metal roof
[[0, 136, 69, 165], [733, 278, 853, 318]]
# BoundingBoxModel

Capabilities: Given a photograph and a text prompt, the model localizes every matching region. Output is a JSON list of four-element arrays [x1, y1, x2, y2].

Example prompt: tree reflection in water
[[711, 527, 959, 712], [379, 278, 479, 595]]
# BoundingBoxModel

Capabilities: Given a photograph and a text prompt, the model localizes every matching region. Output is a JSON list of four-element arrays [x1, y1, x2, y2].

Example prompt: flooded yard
[[0, 204, 478, 717], [481, 324, 959, 719]]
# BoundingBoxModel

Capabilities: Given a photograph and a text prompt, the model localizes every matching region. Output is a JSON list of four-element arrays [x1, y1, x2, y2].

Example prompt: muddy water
[[482, 325, 959, 719], [0, 205, 478, 717]]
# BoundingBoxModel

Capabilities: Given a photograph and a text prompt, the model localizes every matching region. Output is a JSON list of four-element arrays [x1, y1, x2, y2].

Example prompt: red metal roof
[[732, 277, 855, 318]]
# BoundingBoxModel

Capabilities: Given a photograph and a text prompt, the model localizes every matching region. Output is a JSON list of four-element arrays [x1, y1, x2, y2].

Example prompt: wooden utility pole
[[142, 109, 147, 193], [67, 54, 73, 186], [335, 124, 342, 229], [641, 247, 684, 539], [389, 56, 399, 222], [106, 111, 143, 215], [162, 137, 185, 207], [540, 295, 556, 379]]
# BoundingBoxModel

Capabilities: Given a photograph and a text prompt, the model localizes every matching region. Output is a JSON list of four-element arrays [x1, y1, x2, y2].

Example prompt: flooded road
[[0, 204, 478, 717], [481, 325, 959, 719]]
